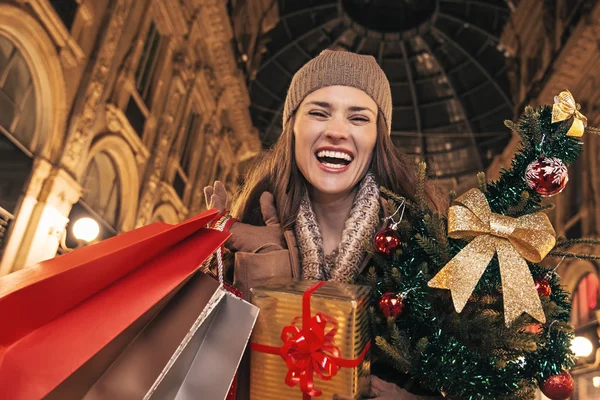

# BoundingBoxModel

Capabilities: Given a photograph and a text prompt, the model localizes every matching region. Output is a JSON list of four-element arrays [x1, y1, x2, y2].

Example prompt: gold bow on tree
[[428, 189, 556, 327], [552, 89, 587, 137]]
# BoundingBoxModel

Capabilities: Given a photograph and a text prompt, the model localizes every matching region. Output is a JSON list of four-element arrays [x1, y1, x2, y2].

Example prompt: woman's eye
[[351, 116, 369, 123], [309, 111, 327, 118]]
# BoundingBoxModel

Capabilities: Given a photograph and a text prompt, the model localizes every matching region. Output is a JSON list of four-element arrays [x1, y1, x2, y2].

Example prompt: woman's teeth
[[321, 162, 347, 169], [316, 150, 353, 162], [315, 150, 353, 169]]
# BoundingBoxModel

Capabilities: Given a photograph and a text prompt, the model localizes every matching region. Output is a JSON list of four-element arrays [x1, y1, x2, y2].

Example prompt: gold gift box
[[249, 280, 371, 400]]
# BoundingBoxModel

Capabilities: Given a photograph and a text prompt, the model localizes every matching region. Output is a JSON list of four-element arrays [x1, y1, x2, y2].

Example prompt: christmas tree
[[364, 91, 600, 399]]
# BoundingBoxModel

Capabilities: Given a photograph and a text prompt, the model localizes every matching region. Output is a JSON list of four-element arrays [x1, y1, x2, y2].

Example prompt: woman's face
[[293, 85, 378, 199]]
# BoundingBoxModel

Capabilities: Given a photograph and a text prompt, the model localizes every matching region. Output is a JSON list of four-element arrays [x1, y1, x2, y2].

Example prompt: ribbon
[[251, 281, 370, 399], [427, 189, 556, 326], [552, 89, 587, 137]]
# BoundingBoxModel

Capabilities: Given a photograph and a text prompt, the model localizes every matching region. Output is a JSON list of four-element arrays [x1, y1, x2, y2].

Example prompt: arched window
[[571, 273, 600, 327], [81, 152, 121, 229], [0, 34, 36, 152], [173, 111, 201, 200], [152, 215, 165, 223]]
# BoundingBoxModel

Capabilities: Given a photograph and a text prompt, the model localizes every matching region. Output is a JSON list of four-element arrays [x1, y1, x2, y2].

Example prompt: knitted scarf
[[295, 173, 380, 283]]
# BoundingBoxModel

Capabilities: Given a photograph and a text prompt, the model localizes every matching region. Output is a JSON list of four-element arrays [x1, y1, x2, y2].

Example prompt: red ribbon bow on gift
[[251, 281, 370, 399]]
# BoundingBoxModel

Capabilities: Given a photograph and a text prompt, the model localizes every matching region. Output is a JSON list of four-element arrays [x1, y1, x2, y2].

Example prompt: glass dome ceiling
[[248, 0, 515, 183]]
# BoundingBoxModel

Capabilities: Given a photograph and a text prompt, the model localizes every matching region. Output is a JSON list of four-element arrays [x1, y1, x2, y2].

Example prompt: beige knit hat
[[283, 49, 392, 134]]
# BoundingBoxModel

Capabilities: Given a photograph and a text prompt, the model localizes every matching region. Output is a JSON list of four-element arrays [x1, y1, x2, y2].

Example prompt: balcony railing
[[560, 0, 595, 46], [0, 206, 15, 259]]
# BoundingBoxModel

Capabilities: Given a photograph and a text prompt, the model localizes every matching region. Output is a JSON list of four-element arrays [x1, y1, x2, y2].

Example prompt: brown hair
[[231, 112, 446, 229]]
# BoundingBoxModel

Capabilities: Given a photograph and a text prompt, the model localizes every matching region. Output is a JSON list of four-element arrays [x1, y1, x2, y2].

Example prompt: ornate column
[[134, 54, 194, 227], [0, 159, 80, 275], [188, 123, 224, 216], [60, 0, 134, 176], [198, 0, 261, 161]]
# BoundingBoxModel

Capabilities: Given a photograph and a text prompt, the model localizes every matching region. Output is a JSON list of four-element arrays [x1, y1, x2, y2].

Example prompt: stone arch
[[0, 4, 67, 161], [151, 203, 180, 224], [84, 134, 140, 231], [558, 258, 599, 295]]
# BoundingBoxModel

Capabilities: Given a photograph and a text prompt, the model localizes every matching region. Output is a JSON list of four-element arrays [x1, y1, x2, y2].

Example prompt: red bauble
[[535, 278, 552, 297], [524, 323, 543, 334], [374, 228, 402, 256], [525, 157, 569, 197], [379, 292, 405, 318], [540, 370, 574, 400]]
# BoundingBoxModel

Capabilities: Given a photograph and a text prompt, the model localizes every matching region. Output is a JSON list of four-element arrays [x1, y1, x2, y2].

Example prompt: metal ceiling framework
[[248, 0, 516, 181]]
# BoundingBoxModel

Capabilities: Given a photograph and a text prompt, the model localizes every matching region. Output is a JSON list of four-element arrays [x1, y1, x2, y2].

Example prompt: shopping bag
[[79, 272, 258, 400], [0, 209, 230, 400]]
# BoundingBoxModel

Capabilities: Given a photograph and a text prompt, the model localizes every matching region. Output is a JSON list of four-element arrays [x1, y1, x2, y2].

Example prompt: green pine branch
[[423, 213, 449, 262], [448, 190, 457, 204], [380, 186, 408, 207], [586, 126, 600, 135], [415, 162, 427, 208], [365, 103, 580, 400], [548, 251, 600, 260], [477, 172, 488, 193], [508, 382, 537, 400], [415, 233, 446, 266], [375, 336, 412, 372], [554, 237, 600, 247], [487, 106, 583, 216], [514, 203, 555, 217], [505, 191, 530, 216]]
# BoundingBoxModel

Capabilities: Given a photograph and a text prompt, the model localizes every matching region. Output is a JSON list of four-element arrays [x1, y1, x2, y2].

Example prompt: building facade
[[1, 0, 600, 397], [0, 0, 274, 275], [498, 1, 600, 398]]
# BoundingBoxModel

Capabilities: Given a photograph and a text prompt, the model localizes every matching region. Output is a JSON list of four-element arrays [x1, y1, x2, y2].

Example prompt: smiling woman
[[294, 86, 377, 196], [204, 49, 443, 400]]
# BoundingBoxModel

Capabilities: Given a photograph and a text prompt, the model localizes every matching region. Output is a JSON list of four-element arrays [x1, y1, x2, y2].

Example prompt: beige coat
[[228, 201, 442, 400], [231, 198, 389, 301], [231, 208, 384, 400]]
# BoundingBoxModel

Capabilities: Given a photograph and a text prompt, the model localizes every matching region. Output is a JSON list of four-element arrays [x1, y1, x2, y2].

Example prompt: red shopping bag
[[77, 272, 259, 400], [209, 216, 244, 400], [0, 209, 229, 400]]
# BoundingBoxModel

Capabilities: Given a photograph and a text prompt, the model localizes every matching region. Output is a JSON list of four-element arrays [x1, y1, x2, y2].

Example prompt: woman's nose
[[324, 118, 348, 141]]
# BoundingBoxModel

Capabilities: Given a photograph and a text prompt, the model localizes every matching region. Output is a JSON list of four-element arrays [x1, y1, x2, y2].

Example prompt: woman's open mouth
[[315, 150, 354, 171]]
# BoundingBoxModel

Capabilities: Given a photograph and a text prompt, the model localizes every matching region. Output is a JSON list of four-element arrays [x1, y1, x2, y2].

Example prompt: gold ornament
[[552, 89, 587, 137], [428, 189, 556, 326]]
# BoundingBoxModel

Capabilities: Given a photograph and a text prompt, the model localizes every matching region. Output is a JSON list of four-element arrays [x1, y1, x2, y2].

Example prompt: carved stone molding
[[172, 51, 196, 84], [537, 3, 600, 104], [152, 0, 189, 36], [197, 1, 234, 44], [104, 103, 150, 166], [0, 4, 69, 162], [25, 158, 53, 198], [158, 181, 188, 219], [135, 84, 184, 227], [189, 187, 205, 216], [151, 201, 181, 224], [84, 134, 141, 232], [194, 0, 261, 161], [0, 158, 81, 274], [61, 0, 134, 174], [39, 165, 82, 216], [21, 0, 86, 68], [491, 1, 600, 181]]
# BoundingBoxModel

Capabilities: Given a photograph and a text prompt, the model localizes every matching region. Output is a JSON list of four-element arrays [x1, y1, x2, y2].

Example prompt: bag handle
[[211, 213, 238, 284]]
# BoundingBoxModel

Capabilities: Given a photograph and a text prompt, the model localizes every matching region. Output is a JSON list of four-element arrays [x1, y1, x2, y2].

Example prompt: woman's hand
[[204, 181, 229, 213], [227, 191, 286, 253], [368, 376, 425, 399], [203, 182, 285, 253], [334, 376, 440, 400]]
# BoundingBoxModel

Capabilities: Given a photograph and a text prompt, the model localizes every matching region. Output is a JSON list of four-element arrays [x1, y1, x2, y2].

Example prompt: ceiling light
[[571, 336, 593, 358], [72, 217, 100, 243]]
